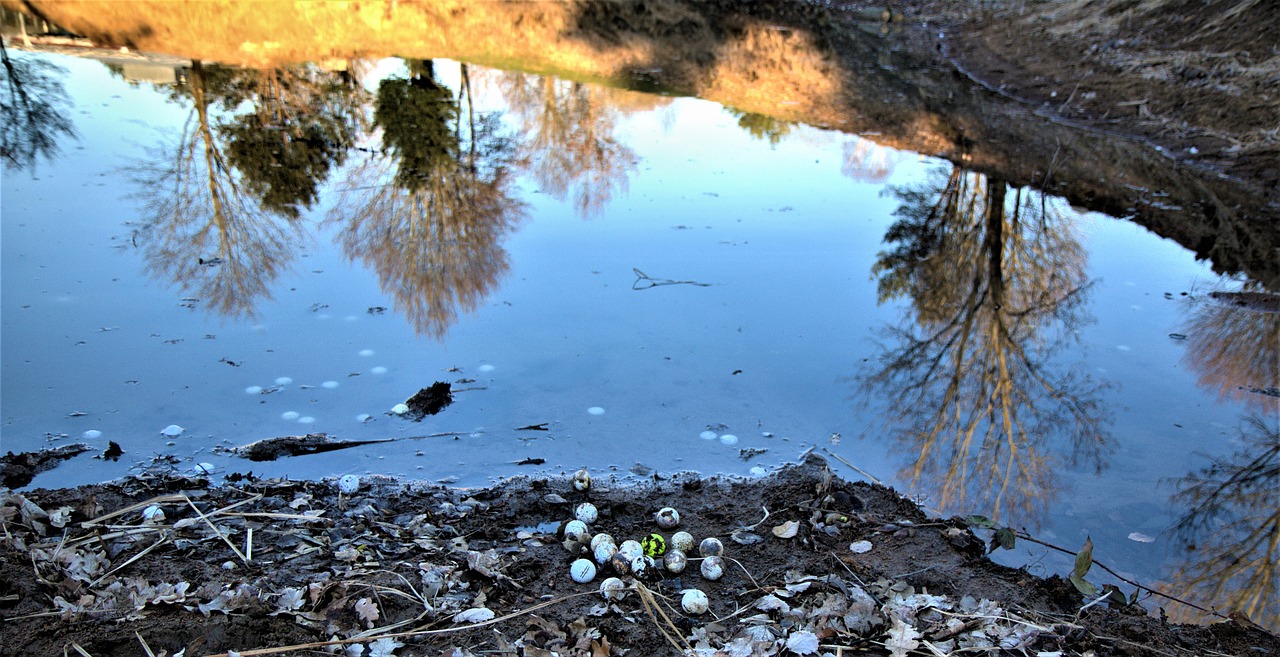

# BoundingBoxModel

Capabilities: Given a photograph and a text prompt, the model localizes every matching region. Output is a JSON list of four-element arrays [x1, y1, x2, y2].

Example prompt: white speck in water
[[281, 411, 300, 421], [478, 364, 496, 372], [392, 403, 409, 415], [245, 385, 263, 394], [719, 434, 739, 445], [322, 381, 339, 389], [275, 377, 293, 385], [587, 407, 605, 415], [298, 416, 316, 424], [371, 366, 388, 374], [1116, 345, 1132, 351], [699, 431, 718, 440], [356, 414, 372, 423], [161, 424, 184, 437], [359, 349, 375, 357], [83, 429, 103, 439]]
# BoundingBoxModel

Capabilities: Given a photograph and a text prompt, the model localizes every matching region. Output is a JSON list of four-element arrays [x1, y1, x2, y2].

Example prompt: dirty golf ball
[[618, 539, 643, 560], [664, 549, 688, 573], [570, 558, 597, 583], [593, 540, 618, 565], [338, 474, 361, 494], [575, 502, 599, 525], [590, 533, 616, 550], [563, 520, 590, 543], [681, 589, 710, 615], [671, 531, 695, 552], [573, 467, 591, 492], [700, 555, 725, 581], [654, 507, 681, 529], [608, 551, 632, 575], [699, 537, 724, 557], [630, 554, 657, 580], [142, 504, 165, 523], [599, 577, 627, 601], [641, 533, 667, 557]]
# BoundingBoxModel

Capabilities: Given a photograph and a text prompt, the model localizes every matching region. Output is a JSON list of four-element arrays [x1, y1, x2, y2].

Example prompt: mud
[[2, 456, 1277, 656]]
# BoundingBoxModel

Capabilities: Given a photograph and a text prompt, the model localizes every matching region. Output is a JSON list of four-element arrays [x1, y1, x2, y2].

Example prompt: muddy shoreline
[[2, 456, 1277, 655]]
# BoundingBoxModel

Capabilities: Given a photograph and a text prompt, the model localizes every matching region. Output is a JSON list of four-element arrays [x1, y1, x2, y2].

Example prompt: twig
[[632, 268, 712, 290], [199, 590, 598, 657], [184, 496, 249, 565], [822, 449, 884, 486], [1014, 531, 1225, 619], [89, 532, 170, 587]]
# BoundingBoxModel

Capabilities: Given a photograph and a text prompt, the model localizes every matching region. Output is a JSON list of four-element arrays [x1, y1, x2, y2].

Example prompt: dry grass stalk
[[199, 590, 598, 657]]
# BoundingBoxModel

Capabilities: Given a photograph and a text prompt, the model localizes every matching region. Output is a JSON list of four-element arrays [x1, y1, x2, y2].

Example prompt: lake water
[[2, 49, 1276, 618]]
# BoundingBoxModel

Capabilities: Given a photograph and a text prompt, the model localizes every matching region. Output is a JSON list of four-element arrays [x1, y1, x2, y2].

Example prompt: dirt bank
[[1, 457, 1276, 656]]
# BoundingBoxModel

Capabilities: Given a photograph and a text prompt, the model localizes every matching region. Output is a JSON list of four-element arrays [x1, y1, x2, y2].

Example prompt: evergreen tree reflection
[[1, 41, 76, 171], [858, 166, 1111, 526], [491, 71, 637, 218], [128, 61, 362, 318], [331, 61, 526, 339]]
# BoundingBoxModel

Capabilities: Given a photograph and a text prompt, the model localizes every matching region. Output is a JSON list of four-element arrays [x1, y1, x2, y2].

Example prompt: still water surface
[[2, 51, 1275, 613]]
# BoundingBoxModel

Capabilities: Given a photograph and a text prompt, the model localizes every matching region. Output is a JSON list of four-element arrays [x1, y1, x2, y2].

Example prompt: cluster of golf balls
[[561, 500, 725, 615]]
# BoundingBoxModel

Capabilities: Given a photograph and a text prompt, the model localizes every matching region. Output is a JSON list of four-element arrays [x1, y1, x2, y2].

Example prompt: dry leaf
[[772, 521, 799, 538]]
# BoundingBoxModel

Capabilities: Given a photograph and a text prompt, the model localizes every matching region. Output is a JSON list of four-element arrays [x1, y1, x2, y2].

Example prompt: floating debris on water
[[587, 406, 605, 415]]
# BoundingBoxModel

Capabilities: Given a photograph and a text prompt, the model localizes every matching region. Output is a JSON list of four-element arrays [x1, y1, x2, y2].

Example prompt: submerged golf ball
[[564, 520, 590, 544], [160, 424, 184, 437]]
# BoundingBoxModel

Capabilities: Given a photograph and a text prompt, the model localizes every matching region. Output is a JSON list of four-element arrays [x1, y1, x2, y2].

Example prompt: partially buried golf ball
[[655, 507, 680, 529]]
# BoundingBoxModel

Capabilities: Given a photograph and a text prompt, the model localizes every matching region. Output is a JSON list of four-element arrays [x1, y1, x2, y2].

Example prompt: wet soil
[[2, 456, 1277, 656]]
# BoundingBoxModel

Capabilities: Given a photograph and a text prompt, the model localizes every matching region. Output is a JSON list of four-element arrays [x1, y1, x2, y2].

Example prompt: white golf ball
[[570, 558, 597, 583], [681, 589, 709, 615], [599, 577, 627, 601], [338, 474, 361, 494], [575, 503, 599, 525]]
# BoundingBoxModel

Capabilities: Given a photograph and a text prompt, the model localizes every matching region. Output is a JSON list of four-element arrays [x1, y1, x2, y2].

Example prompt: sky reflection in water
[[1, 51, 1276, 625]]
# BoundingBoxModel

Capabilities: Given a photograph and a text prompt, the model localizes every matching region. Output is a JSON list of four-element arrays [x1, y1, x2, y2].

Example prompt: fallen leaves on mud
[[1, 457, 1276, 656]]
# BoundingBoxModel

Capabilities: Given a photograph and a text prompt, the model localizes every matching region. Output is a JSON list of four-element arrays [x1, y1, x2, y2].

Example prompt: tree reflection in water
[[1, 41, 76, 171], [858, 166, 1112, 527], [1167, 281, 1278, 631], [488, 70, 638, 218], [128, 60, 363, 318], [330, 61, 526, 339]]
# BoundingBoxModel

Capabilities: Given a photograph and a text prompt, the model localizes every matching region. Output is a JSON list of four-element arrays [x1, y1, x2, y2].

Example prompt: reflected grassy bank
[[9, 0, 1279, 290]]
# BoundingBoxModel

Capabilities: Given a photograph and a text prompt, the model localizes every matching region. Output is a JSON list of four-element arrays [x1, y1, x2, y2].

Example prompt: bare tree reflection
[[1180, 283, 1280, 412], [1168, 416, 1279, 631], [489, 71, 637, 218], [128, 61, 362, 318], [857, 166, 1111, 526], [331, 61, 526, 339], [1, 41, 76, 171]]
